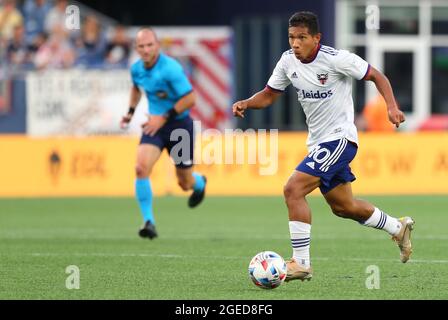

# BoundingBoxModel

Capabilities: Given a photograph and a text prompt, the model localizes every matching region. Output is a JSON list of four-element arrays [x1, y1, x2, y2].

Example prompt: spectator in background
[[356, 95, 395, 132], [44, 0, 67, 35], [28, 31, 47, 53], [0, 0, 23, 41], [73, 15, 107, 68], [6, 24, 33, 69], [105, 25, 131, 68], [27, 31, 47, 65], [22, 0, 51, 45], [34, 27, 75, 69]]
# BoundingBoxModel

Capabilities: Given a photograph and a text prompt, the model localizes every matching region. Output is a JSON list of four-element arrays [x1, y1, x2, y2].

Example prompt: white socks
[[288, 209, 400, 268], [363, 207, 402, 236], [289, 221, 311, 268]]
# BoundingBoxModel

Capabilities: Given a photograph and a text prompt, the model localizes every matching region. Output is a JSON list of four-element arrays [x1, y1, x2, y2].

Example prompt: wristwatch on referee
[[127, 106, 136, 117], [164, 108, 179, 121]]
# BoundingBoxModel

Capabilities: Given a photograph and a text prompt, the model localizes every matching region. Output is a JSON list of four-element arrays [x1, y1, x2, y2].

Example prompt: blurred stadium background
[[1, 0, 448, 300]]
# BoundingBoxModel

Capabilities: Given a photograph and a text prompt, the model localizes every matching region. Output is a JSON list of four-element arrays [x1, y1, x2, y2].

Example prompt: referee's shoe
[[139, 221, 158, 240], [188, 176, 207, 208]]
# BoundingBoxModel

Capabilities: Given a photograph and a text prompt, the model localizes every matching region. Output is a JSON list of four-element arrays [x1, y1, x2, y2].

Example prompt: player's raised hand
[[120, 114, 132, 129], [388, 108, 405, 128], [233, 100, 248, 118], [142, 115, 167, 136]]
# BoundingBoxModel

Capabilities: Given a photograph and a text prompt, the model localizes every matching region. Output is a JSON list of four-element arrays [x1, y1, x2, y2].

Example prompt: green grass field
[[1, 195, 447, 300]]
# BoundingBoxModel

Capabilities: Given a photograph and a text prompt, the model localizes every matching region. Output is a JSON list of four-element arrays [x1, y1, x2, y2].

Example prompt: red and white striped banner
[[153, 27, 233, 131]]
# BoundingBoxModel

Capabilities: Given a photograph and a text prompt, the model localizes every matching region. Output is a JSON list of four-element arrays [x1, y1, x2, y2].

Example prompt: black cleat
[[188, 176, 207, 208], [138, 221, 158, 240]]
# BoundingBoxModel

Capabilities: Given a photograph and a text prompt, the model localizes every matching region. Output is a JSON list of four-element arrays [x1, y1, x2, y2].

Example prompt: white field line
[[1, 233, 448, 240], [26, 252, 448, 264]]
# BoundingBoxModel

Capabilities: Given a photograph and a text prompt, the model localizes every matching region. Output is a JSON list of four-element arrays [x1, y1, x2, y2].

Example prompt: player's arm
[[164, 91, 195, 120], [142, 90, 195, 137], [233, 87, 282, 118], [364, 66, 405, 128], [121, 84, 142, 129]]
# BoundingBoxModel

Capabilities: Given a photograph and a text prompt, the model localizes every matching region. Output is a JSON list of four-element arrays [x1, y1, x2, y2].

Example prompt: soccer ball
[[248, 251, 287, 289]]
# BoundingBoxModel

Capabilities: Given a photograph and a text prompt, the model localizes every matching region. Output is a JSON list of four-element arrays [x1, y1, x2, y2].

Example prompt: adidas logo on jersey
[[306, 162, 315, 169], [291, 72, 298, 79], [301, 89, 333, 99]]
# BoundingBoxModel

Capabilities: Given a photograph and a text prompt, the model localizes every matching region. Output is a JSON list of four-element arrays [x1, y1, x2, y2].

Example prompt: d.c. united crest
[[317, 73, 328, 85]]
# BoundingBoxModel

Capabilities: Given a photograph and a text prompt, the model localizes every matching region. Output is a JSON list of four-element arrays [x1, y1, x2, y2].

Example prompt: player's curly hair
[[289, 11, 320, 35]]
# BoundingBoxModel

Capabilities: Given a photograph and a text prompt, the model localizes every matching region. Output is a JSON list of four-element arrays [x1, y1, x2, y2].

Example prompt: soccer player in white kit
[[233, 12, 415, 282]]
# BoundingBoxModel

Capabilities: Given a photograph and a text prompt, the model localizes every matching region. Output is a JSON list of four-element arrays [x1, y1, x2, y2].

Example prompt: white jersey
[[267, 44, 370, 150]]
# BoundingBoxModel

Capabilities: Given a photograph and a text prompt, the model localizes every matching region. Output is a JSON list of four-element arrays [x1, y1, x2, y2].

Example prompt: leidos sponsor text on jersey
[[300, 89, 333, 99]]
